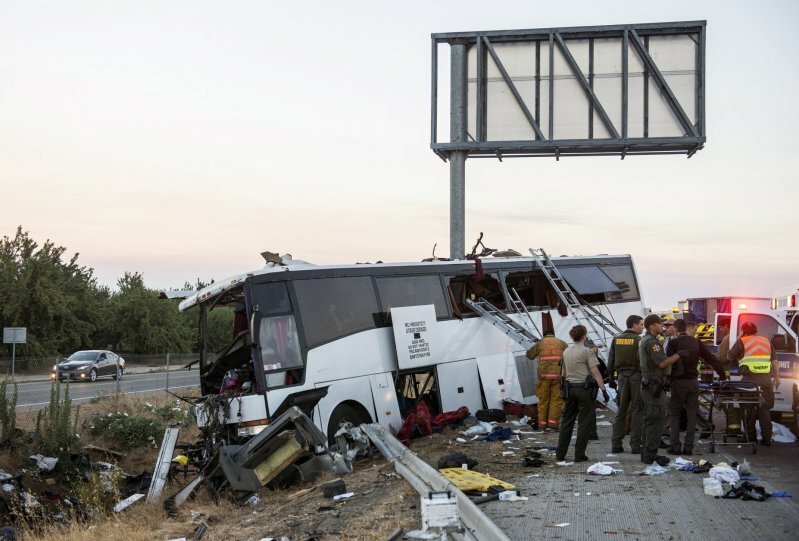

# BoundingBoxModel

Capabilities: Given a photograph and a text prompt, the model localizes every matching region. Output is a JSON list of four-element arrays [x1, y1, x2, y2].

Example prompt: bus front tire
[[327, 403, 371, 447]]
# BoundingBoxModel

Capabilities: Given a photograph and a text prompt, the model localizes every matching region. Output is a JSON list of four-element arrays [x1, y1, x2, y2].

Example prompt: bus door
[[391, 304, 482, 415]]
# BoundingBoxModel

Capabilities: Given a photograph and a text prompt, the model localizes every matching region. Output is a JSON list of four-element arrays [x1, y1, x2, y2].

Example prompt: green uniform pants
[[640, 384, 666, 462], [556, 386, 594, 461], [612, 370, 642, 451], [744, 374, 775, 442]]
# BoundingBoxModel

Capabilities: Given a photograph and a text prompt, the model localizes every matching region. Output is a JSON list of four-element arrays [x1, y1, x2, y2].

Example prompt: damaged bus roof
[[178, 252, 636, 313], [176, 253, 637, 312]]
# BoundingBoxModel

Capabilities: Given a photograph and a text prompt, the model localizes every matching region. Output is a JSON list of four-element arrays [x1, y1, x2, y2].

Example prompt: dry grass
[[5, 389, 204, 540], [18, 493, 223, 541], [9, 391, 439, 540]]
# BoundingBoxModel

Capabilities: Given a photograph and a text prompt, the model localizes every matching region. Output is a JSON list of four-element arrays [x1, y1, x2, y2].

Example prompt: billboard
[[431, 21, 706, 159]]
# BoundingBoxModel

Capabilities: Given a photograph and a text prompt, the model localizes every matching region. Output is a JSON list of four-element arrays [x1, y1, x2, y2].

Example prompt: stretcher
[[701, 380, 762, 454]]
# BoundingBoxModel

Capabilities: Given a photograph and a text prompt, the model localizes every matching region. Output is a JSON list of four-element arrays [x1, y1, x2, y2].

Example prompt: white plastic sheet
[[635, 463, 668, 475], [756, 421, 797, 443], [460, 421, 494, 436], [709, 466, 739, 484], [586, 463, 617, 475]]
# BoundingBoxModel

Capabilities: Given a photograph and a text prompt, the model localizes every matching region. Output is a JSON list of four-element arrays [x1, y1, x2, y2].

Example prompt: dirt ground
[[5, 393, 554, 540], [153, 416, 549, 541]]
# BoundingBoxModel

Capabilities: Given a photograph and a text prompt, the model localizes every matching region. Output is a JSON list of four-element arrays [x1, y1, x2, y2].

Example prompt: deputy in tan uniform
[[527, 330, 568, 432], [556, 325, 610, 463]]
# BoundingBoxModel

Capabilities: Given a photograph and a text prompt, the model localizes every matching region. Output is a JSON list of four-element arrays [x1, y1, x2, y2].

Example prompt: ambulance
[[681, 295, 799, 415]]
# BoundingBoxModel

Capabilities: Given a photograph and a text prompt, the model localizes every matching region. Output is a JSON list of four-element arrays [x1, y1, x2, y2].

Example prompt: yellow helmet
[[171, 455, 189, 466]]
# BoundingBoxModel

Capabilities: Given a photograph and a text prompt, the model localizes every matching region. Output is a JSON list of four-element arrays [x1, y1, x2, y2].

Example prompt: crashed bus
[[179, 252, 646, 443]]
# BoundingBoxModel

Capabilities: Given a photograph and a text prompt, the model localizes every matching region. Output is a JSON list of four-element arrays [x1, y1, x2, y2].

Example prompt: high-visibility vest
[[537, 336, 566, 379], [739, 335, 772, 374]]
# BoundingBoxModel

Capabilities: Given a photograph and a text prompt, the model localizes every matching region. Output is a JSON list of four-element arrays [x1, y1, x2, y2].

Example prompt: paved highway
[[11, 370, 200, 409]]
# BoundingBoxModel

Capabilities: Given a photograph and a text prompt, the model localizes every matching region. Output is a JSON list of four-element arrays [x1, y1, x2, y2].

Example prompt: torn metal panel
[[147, 425, 180, 503], [164, 473, 204, 515], [203, 406, 332, 503]]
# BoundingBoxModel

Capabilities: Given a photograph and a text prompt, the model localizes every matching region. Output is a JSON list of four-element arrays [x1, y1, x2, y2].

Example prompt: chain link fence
[[0, 353, 201, 410]]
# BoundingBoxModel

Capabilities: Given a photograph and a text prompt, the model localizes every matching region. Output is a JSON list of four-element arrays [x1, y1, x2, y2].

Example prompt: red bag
[[432, 406, 469, 427], [415, 401, 433, 436], [397, 412, 417, 444]]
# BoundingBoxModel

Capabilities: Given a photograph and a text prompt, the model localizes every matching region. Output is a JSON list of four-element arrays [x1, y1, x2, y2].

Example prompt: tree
[[0, 227, 104, 356], [105, 272, 194, 353]]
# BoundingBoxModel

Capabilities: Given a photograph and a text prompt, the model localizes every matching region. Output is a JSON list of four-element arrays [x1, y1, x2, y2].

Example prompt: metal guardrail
[[362, 423, 510, 541]]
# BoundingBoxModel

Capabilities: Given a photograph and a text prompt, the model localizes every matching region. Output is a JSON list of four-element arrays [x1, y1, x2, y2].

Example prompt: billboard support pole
[[449, 42, 468, 260], [11, 343, 15, 382]]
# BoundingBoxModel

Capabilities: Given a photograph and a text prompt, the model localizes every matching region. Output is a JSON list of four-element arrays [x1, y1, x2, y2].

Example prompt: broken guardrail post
[[147, 425, 180, 502]]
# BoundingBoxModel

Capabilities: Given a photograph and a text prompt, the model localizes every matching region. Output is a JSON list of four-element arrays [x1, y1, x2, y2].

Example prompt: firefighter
[[526, 322, 568, 432], [728, 322, 780, 446], [608, 314, 645, 454], [639, 315, 684, 465]]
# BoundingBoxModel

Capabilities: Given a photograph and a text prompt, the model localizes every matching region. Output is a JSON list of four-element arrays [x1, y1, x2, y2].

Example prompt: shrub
[[74, 468, 123, 518], [88, 411, 161, 451], [35, 380, 80, 457], [139, 399, 192, 423], [0, 379, 18, 447]]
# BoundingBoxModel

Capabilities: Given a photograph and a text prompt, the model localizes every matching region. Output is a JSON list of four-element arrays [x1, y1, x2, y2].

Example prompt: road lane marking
[[16, 384, 199, 409]]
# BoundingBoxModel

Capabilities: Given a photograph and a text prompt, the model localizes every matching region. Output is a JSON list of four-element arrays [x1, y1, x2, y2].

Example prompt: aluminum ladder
[[529, 248, 622, 354], [465, 297, 538, 350], [508, 287, 542, 338]]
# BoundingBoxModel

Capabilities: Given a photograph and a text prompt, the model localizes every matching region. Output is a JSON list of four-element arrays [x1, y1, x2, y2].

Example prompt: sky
[[1, 0, 797, 310]]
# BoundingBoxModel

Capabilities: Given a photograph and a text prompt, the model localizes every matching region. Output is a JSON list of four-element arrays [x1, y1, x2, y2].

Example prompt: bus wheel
[[327, 403, 371, 447]]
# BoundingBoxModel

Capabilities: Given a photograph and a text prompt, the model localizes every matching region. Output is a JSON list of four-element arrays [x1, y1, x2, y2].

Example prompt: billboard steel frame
[[431, 21, 706, 161]]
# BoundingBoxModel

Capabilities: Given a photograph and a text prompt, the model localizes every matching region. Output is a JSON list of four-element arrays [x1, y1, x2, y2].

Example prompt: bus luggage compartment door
[[436, 359, 483, 415], [370, 372, 403, 433], [476, 352, 527, 409]]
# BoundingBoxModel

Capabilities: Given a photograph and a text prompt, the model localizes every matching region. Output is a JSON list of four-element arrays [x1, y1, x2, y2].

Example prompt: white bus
[[179, 253, 646, 443]]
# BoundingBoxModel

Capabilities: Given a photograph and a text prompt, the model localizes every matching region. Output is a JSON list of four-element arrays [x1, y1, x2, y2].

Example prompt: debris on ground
[[722, 481, 770, 501], [199, 406, 340, 504], [28, 454, 58, 472], [587, 463, 619, 475], [460, 421, 494, 437], [436, 452, 478, 470], [635, 463, 668, 476], [709, 466, 740, 484], [438, 468, 515, 492]]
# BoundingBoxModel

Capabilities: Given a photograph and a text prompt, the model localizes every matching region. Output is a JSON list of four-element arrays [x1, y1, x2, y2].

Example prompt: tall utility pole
[[449, 42, 468, 260]]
